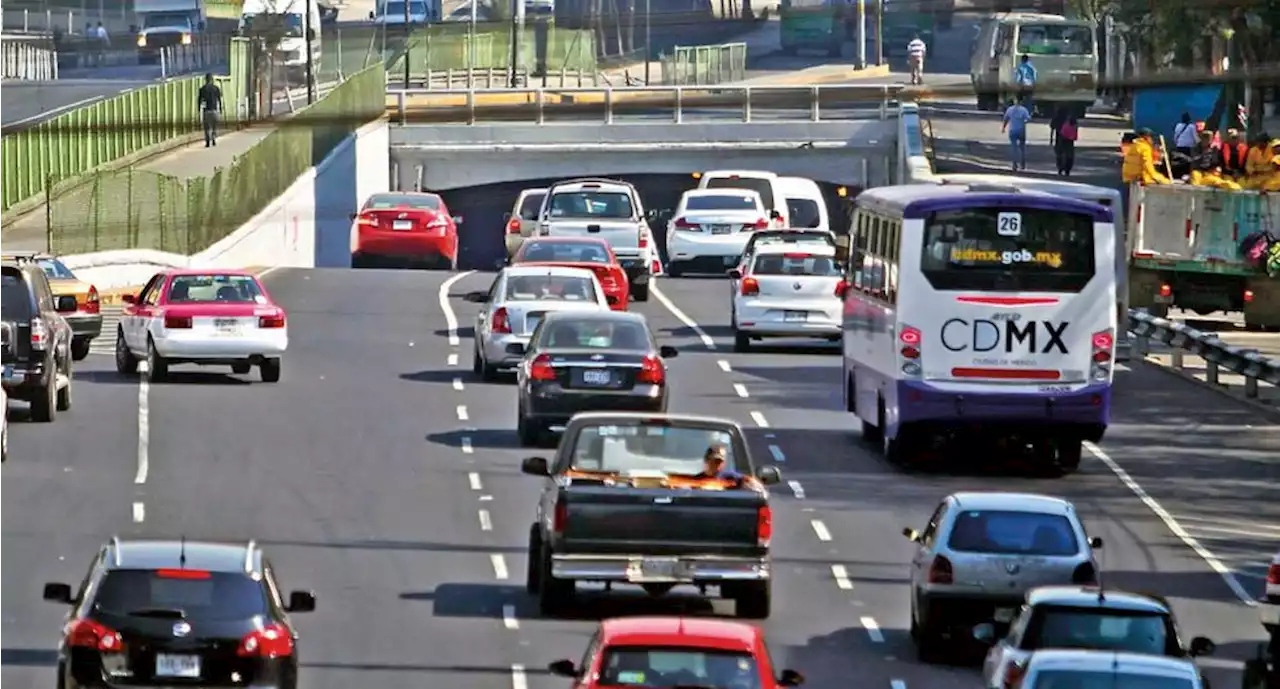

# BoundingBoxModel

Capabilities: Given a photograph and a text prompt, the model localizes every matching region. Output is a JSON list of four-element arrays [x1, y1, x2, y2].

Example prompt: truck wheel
[[71, 338, 91, 361], [631, 281, 650, 303], [733, 330, 750, 353], [733, 581, 771, 619], [30, 374, 56, 423], [525, 527, 542, 594], [55, 360, 72, 412], [537, 549, 573, 616]]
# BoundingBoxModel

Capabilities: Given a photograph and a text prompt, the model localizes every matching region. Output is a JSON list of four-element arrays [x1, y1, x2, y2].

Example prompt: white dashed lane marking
[[502, 604, 519, 630], [490, 554, 509, 580], [768, 445, 785, 463], [749, 411, 769, 428], [469, 472, 483, 490], [733, 383, 749, 398], [478, 510, 493, 531], [132, 502, 145, 523], [831, 564, 853, 590], [456, 405, 469, 421], [787, 480, 806, 499], [861, 616, 885, 643], [810, 520, 832, 542]]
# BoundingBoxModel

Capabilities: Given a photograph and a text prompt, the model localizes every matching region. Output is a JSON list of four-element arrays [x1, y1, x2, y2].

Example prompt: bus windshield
[[920, 207, 1096, 292], [1017, 24, 1093, 56]]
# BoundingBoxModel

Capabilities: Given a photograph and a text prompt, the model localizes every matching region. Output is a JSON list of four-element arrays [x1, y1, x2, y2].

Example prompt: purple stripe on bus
[[894, 379, 1111, 428], [899, 193, 1115, 223]]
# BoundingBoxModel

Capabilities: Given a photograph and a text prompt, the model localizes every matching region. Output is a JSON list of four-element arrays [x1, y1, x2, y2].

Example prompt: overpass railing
[[1, 34, 56, 79], [1130, 311, 1279, 402], [388, 83, 901, 125], [661, 42, 748, 86]]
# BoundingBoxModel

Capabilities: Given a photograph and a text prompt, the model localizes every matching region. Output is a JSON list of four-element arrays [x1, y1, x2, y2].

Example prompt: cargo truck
[[135, 0, 207, 64]]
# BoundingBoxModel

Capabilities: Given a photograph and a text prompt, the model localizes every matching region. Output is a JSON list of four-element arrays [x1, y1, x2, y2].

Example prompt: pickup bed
[[521, 412, 783, 618]]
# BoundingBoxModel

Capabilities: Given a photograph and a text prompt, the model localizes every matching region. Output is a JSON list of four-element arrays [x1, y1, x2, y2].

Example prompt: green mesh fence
[[388, 25, 596, 75]]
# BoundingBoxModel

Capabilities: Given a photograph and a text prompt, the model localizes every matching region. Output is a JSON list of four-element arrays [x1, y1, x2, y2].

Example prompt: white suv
[[537, 178, 655, 302]]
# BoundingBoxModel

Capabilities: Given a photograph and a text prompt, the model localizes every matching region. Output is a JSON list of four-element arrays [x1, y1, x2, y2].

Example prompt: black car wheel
[[733, 330, 751, 353], [29, 368, 56, 423], [55, 357, 72, 412], [525, 526, 542, 594], [666, 262, 683, 278], [517, 413, 541, 447], [260, 358, 282, 383], [71, 338, 91, 361], [631, 281, 650, 302], [911, 596, 944, 663], [537, 545, 573, 616], [732, 581, 771, 619], [232, 362, 252, 375], [115, 328, 138, 375]]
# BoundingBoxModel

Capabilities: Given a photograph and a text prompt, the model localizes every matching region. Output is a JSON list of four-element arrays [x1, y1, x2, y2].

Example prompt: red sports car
[[511, 237, 630, 311], [547, 616, 805, 689], [351, 191, 462, 270]]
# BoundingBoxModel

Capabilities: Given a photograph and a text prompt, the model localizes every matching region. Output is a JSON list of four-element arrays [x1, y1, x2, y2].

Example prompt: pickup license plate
[[155, 653, 201, 678], [2, 365, 13, 382], [1153, 294, 1174, 304], [580, 369, 611, 386], [710, 225, 732, 234], [993, 607, 1015, 623], [627, 557, 681, 582], [784, 311, 807, 322], [214, 318, 241, 335], [392, 220, 414, 230]]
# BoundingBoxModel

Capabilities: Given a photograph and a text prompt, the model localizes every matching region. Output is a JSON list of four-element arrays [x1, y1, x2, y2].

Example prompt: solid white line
[[134, 362, 150, 484], [438, 270, 476, 347], [491, 554, 509, 580], [132, 502, 145, 523], [461, 436, 474, 454], [511, 664, 528, 689], [503, 604, 519, 630], [718, 360, 732, 372], [787, 480, 806, 499], [1177, 523, 1280, 539], [469, 472, 483, 490], [447, 353, 459, 366], [651, 284, 716, 350], [452, 377, 465, 391], [1086, 442, 1256, 605], [890, 680, 907, 689], [768, 445, 786, 463], [733, 383, 749, 398], [810, 520, 832, 542], [456, 405, 469, 421], [478, 509, 493, 531], [6, 93, 106, 127], [831, 564, 853, 590], [861, 616, 884, 643], [749, 411, 769, 428]]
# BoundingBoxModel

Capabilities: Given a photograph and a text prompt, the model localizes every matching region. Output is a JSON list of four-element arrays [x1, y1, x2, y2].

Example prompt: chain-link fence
[[660, 41, 746, 85]]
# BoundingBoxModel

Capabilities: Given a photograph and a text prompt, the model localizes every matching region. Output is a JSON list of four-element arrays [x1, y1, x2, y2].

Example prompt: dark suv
[[2, 259, 76, 422], [43, 538, 317, 689]]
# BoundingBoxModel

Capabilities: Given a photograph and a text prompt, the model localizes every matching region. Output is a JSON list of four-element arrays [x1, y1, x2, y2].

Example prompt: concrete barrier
[[558, 64, 892, 104]]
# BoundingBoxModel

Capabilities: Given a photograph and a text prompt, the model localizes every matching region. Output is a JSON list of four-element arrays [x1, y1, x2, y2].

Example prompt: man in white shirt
[[907, 34, 927, 85], [94, 22, 110, 65]]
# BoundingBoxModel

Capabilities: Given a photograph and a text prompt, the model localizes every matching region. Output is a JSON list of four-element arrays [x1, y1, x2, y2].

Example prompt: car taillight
[[66, 618, 124, 652], [507, 217, 522, 234], [1267, 562, 1280, 585], [673, 217, 697, 229], [492, 308, 511, 334], [529, 353, 556, 381], [237, 623, 294, 658], [740, 277, 760, 296], [1003, 661, 1027, 689], [1244, 289, 1255, 304], [834, 280, 849, 298], [552, 499, 568, 533], [1158, 283, 1172, 298], [356, 213, 379, 227], [899, 324, 923, 376], [426, 217, 449, 230], [164, 315, 192, 329], [156, 568, 211, 579], [639, 229, 649, 248], [927, 555, 953, 584], [84, 285, 100, 314], [1071, 561, 1099, 585], [637, 354, 664, 384], [751, 218, 769, 229], [30, 317, 49, 350], [258, 312, 286, 328], [756, 505, 773, 547], [593, 268, 616, 288], [1091, 328, 1113, 381]]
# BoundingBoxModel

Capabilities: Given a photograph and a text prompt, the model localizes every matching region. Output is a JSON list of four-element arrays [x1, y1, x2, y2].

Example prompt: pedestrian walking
[[197, 72, 223, 147], [1002, 97, 1032, 171], [906, 34, 927, 85], [1014, 54, 1037, 115], [1050, 105, 1078, 176], [94, 22, 110, 66], [1172, 112, 1196, 157]]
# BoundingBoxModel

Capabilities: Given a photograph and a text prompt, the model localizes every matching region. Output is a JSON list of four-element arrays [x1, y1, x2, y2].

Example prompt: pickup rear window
[[570, 423, 740, 475], [599, 646, 762, 689], [93, 570, 269, 622], [548, 191, 634, 219], [2, 270, 33, 321]]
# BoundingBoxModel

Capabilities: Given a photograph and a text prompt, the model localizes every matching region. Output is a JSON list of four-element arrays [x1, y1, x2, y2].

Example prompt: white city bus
[[841, 183, 1117, 474]]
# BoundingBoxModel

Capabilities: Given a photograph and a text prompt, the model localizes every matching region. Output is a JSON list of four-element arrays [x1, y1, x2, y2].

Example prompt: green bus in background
[[779, 0, 848, 57], [882, 10, 935, 57]]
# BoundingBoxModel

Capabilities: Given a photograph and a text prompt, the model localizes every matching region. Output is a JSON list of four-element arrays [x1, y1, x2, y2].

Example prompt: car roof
[[548, 178, 635, 192], [775, 177, 822, 192], [682, 188, 763, 198], [1026, 586, 1171, 613], [751, 229, 834, 239], [518, 188, 549, 196], [856, 183, 1112, 222], [600, 616, 760, 651], [108, 538, 261, 574], [1025, 649, 1199, 678], [542, 310, 648, 324], [702, 169, 779, 179], [752, 243, 837, 257], [166, 268, 259, 278], [950, 491, 1076, 515], [503, 265, 601, 279], [521, 236, 610, 246]]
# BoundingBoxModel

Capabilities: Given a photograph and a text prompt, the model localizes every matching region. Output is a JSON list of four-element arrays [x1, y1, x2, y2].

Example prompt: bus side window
[[886, 221, 900, 304], [849, 212, 867, 289], [866, 216, 880, 295]]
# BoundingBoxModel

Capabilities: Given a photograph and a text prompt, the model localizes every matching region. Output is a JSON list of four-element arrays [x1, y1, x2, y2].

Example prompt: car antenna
[[179, 535, 187, 568], [1095, 539, 1106, 603]]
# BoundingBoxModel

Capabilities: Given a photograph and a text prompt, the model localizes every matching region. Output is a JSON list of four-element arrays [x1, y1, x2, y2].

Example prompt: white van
[[697, 170, 787, 228], [776, 177, 829, 233]]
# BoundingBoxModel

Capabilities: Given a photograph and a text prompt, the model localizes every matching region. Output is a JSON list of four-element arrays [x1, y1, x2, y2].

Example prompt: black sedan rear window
[[537, 319, 651, 350], [93, 569, 269, 621]]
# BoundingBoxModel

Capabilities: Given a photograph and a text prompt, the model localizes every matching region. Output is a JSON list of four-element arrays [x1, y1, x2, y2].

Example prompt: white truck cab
[[135, 0, 207, 63], [537, 178, 656, 302], [239, 0, 322, 74]]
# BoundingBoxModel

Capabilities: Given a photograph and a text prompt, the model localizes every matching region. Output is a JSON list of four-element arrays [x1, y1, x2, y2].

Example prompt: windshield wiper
[[126, 607, 186, 619]]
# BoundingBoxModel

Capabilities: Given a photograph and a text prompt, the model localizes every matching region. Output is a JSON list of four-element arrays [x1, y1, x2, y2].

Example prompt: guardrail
[[661, 42, 747, 86], [388, 66, 600, 89], [1, 36, 57, 79], [1129, 310, 1279, 401], [388, 83, 901, 124], [3, 7, 132, 34]]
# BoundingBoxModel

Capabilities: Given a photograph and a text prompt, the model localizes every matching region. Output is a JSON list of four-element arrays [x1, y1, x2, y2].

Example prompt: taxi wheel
[[260, 358, 282, 383], [146, 338, 169, 382], [71, 338, 91, 361], [115, 328, 138, 375]]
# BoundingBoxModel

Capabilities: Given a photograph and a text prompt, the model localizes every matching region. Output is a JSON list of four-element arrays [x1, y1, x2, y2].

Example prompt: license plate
[[2, 365, 13, 382], [627, 557, 681, 581], [214, 318, 240, 334], [1153, 294, 1174, 304], [993, 607, 1015, 623], [392, 220, 413, 230], [710, 225, 732, 234], [155, 653, 201, 678], [784, 311, 807, 322], [581, 369, 611, 386]]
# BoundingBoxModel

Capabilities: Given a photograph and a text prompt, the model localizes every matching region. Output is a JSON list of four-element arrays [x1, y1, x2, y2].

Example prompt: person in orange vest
[[1220, 129, 1248, 176], [1245, 132, 1277, 178]]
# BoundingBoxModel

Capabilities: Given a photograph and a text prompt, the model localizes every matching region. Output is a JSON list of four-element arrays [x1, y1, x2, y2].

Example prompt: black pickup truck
[[521, 412, 783, 618], [2, 260, 76, 422]]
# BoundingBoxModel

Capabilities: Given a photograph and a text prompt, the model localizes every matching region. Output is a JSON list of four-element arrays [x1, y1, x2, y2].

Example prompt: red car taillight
[[491, 308, 511, 334], [84, 285, 100, 314], [529, 353, 556, 381], [756, 505, 773, 547], [637, 354, 664, 384], [740, 277, 760, 296], [673, 217, 697, 229], [356, 213, 379, 228], [66, 619, 124, 653], [258, 312, 286, 328], [164, 315, 192, 329], [751, 218, 769, 230], [927, 555, 953, 584], [237, 623, 294, 658], [552, 500, 568, 534], [507, 217, 522, 234], [1267, 562, 1280, 585]]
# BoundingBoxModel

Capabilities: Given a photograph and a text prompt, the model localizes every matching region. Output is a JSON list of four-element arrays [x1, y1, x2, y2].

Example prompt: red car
[[511, 237, 630, 311], [547, 617, 805, 689], [351, 191, 462, 270]]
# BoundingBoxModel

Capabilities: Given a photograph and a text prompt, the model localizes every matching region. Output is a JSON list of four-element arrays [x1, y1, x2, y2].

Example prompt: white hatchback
[[666, 189, 770, 277], [729, 243, 847, 352]]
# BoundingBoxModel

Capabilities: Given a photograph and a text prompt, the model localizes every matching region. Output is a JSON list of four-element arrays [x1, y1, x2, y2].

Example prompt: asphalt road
[[0, 76, 161, 127], [3, 267, 1276, 689]]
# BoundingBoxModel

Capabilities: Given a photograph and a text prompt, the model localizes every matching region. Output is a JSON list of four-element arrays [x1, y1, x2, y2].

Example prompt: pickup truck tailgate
[[546, 220, 643, 256], [560, 485, 765, 557]]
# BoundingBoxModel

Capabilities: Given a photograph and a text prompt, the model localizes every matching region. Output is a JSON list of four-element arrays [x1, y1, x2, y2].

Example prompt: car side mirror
[[757, 465, 781, 485], [606, 295, 620, 306], [902, 527, 920, 542], [452, 215, 464, 225], [121, 294, 137, 304], [727, 268, 742, 279], [658, 345, 678, 359], [770, 210, 781, 220], [972, 622, 996, 644], [1088, 536, 1103, 549], [55, 295, 78, 313], [349, 212, 359, 221], [286, 589, 316, 612], [777, 669, 805, 686], [502, 211, 512, 222], [43, 582, 73, 604], [505, 342, 526, 356], [548, 659, 577, 677], [1189, 636, 1215, 657], [465, 291, 488, 303], [521, 456, 550, 476]]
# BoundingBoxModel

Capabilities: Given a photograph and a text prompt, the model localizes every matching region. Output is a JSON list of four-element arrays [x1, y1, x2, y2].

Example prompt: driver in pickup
[[694, 445, 746, 487]]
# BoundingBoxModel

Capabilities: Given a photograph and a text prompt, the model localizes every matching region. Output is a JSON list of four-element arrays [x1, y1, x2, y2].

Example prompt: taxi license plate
[[392, 220, 414, 230], [710, 225, 732, 234], [784, 311, 807, 322], [214, 318, 240, 335], [581, 369, 611, 386], [2, 365, 14, 382], [155, 653, 201, 678], [993, 608, 1015, 623], [628, 558, 681, 581]]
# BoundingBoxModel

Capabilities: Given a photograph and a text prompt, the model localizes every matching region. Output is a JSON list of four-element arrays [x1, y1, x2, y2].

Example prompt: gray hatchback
[[903, 491, 1103, 662]]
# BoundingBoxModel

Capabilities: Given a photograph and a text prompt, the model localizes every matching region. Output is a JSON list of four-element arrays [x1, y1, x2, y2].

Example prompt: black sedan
[[512, 311, 678, 446]]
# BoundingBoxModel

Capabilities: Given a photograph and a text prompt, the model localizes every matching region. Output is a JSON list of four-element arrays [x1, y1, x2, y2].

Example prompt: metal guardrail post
[[397, 90, 406, 124], [466, 89, 475, 125], [674, 87, 683, 124], [535, 89, 545, 125], [810, 86, 820, 122], [743, 85, 752, 123], [880, 85, 888, 120], [604, 89, 614, 125]]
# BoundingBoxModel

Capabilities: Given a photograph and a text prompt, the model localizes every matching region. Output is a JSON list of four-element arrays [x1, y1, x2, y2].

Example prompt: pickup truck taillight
[[756, 505, 772, 547], [30, 317, 49, 350], [552, 500, 568, 534]]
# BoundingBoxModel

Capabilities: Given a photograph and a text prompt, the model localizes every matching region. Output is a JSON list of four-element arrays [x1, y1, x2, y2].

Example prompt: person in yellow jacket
[[1242, 133, 1277, 189], [1258, 142, 1280, 191], [1122, 128, 1171, 184]]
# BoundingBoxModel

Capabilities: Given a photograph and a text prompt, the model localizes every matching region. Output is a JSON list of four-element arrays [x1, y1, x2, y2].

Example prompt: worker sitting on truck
[[1221, 129, 1248, 176], [1243, 133, 1277, 188], [1187, 131, 1243, 190], [1122, 128, 1170, 185]]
